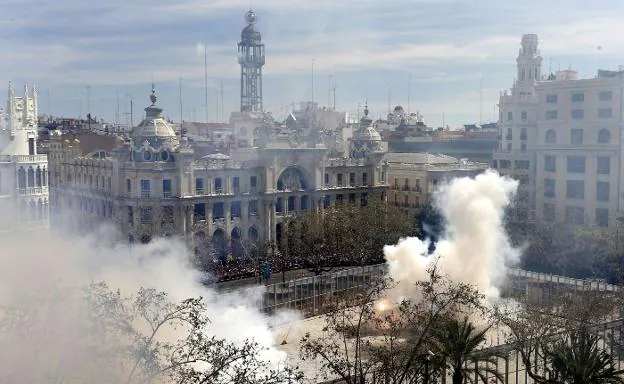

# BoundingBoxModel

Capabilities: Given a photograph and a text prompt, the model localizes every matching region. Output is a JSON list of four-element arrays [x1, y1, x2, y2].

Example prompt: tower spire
[[238, 9, 265, 112]]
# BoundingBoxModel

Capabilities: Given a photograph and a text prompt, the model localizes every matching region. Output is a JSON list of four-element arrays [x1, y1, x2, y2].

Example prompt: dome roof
[[354, 126, 382, 141], [241, 24, 261, 43], [130, 87, 179, 149]]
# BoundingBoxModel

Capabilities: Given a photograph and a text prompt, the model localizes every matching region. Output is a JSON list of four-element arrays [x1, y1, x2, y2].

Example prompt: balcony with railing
[[18, 187, 49, 196], [0, 154, 48, 163]]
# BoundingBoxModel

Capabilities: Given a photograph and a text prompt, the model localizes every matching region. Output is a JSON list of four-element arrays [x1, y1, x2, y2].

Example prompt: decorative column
[[206, 203, 213, 234]]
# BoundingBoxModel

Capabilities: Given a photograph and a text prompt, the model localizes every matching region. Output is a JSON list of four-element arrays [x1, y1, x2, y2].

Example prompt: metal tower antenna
[[328, 74, 332, 110], [179, 77, 184, 123], [407, 73, 411, 115], [204, 43, 209, 122], [479, 76, 483, 124], [47, 88, 52, 118], [220, 80, 224, 121], [311, 59, 316, 104], [238, 9, 265, 112], [116, 91, 120, 126]]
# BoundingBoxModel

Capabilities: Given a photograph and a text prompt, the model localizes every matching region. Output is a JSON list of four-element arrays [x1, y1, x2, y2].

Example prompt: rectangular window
[[250, 176, 257, 189], [288, 196, 296, 211], [571, 92, 585, 102], [521, 143, 526, 152], [543, 203, 555, 222], [544, 178, 555, 198], [567, 156, 586, 173], [565, 206, 585, 225], [233, 177, 240, 194], [500, 160, 511, 169], [140, 179, 151, 198], [546, 110, 558, 120], [571, 109, 584, 119], [520, 127, 527, 140], [140, 207, 152, 224], [127, 206, 134, 224], [337, 174, 343, 187], [162, 206, 174, 224], [544, 156, 556, 172], [546, 94, 558, 103], [231, 202, 242, 218], [507, 111, 513, 121], [248, 200, 258, 216], [596, 208, 609, 227], [162, 179, 172, 198], [566, 180, 585, 199], [215, 177, 222, 193], [301, 195, 309, 210], [571, 129, 583, 145], [362, 173, 368, 186], [349, 173, 356, 186], [28, 138, 35, 156], [195, 178, 204, 194], [597, 181, 610, 202], [597, 156, 611, 175], [324, 173, 330, 186], [350, 193, 357, 204], [599, 91, 613, 101], [194, 203, 206, 220], [506, 128, 512, 140], [521, 111, 527, 121], [275, 197, 283, 213], [514, 160, 530, 169], [212, 202, 224, 220], [336, 194, 344, 204], [598, 108, 612, 118]]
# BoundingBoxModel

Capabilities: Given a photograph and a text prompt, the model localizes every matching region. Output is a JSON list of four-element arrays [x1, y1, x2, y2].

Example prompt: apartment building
[[493, 34, 624, 228]]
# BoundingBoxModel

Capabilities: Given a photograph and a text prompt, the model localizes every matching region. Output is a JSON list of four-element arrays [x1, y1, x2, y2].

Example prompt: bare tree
[[498, 286, 624, 384], [0, 282, 301, 384], [299, 262, 488, 384]]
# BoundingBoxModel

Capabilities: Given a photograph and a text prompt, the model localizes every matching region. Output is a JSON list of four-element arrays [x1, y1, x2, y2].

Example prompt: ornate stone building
[[0, 82, 49, 235], [48, 88, 389, 260]]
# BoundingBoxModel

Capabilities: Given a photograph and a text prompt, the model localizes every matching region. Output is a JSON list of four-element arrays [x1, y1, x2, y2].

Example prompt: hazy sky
[[1, 0, 623, 128]]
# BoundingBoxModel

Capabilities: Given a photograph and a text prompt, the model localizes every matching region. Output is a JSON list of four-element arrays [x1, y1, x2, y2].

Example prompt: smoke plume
[[0, 220, 297, 382], [384, 170, 520, 302]]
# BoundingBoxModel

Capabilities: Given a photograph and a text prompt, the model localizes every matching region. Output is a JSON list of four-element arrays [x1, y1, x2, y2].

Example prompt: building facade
[[0, 82, 49, 235], [48, 89, 389, 260], [493, 34, 624, 228], [386, 153, 488, 213]]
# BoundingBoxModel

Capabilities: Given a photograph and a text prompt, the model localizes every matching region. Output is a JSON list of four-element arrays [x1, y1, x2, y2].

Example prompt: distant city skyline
[[1, 0, 624, 127]]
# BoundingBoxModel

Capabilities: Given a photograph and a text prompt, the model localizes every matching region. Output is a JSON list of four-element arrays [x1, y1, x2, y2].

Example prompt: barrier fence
[[247, 265, 624, 383]]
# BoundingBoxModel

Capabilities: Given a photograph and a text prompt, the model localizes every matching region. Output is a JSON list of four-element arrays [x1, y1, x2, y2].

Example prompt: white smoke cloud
[[384, 170, 520, 302], [0, 219, 298, 381]]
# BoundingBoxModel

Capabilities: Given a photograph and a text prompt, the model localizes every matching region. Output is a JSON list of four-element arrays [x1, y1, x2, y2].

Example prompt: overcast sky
[[1, 0, 623, 128]]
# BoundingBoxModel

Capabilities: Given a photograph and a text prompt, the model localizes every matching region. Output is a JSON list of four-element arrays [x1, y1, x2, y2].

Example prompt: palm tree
[[546, 328, 624, 384], [432, 316, 504, 384]]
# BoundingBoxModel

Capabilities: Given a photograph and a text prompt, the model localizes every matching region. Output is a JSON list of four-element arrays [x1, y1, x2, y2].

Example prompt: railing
[[17, 187, 49, 196], [239, 264, 624, 316], [0, 154, 48, 163]]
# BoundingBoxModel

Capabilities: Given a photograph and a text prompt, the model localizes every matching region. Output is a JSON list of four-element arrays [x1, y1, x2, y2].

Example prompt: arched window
[[18, 167, 26, 189], [598, 129, 611, 144], [27, 167, 35, 188], [545, 129, 556, 144], [36, 166, 42, 187]]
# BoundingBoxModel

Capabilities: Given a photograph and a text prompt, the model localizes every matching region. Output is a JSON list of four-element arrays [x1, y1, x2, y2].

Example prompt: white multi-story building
[[493, 34, 624, 228], [0, 82, 49, 234], [48, 88, 389, 261]]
